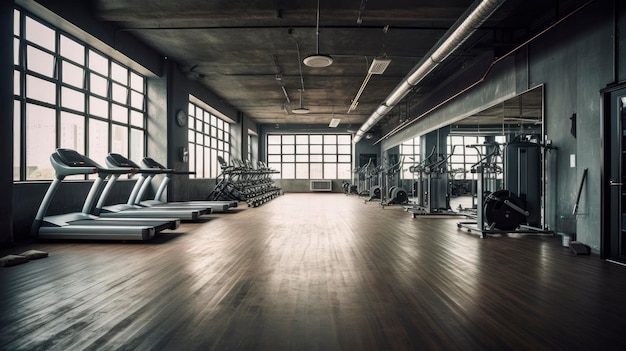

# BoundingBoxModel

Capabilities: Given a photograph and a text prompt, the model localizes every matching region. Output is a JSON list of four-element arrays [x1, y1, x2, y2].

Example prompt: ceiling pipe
[[372, 0, 594, 145], [352, 0, 506, 144]]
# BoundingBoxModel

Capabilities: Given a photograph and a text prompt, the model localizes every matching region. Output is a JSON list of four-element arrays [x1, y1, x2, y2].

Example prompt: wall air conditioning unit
[[310, 180, 332, 192]]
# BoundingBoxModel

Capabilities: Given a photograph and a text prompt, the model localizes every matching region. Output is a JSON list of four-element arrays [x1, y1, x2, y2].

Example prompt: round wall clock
[[176, 109, 187, 127]]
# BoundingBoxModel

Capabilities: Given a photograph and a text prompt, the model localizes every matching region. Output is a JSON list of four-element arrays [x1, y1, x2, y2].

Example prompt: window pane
[[296, 163, 309, 179], [324, 163, 337, 179], [323, 144, 336, 154], [130, 128, 144, 162], [14, 10, 20, 35], [268, 135, 281, 144], [282, 145, 295, 154], [60, 35, 84, 65], [188, 144, 195, 173], [111, 124, 128, 157], [283, 155, 295, 162], [282, 163, 295, 179], [14, 70, 20, 95], [88, 118, 109, 165], [60, 112, 84, 153], [282, 135, 295, 144], [62, 61, 84, 88], [130, 90, 143, 109], [25, 17, 55, 51], [310, 155, 323, 162], [90, 73, 108, 96], [309, 135, 322, 144], [268, 155, 281, 163], [338, 155, 351, 163], [14, 38, 19, 66], [130, 110, 143, 127], [296, 155, 308, 162], [310, 145, 322, 154], [310, 163, 323, 179], [111, 62, 128, 84], [324, 135, 336, 144], [14, 101, 21, 180], [89, 50, 108, 75], [130, 72, 144, 92], [89, 96, 108, 118], [338, 163, 352, 179], [211, 149, 218, 178], [111, 103, 128, 124], [26, 75, 56, 104], [296, 135, 308, 144], [61, 87, 85, 112], [268, 145, 281, 154], [337, 144, 351, 154], [195, 144, 204, 177], [324, 155, 336, 162], [338, 134, 351, 144], [26, 45, 55, 78], [26, 104, 56, 180], [296, 145, 308, 154], [204, 147, 211, 178], [112, 82, 128, 104]]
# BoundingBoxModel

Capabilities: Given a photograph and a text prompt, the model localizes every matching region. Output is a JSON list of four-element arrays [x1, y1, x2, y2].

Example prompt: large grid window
[[267, 134, 352, 179], [187, 102, 231, 179], [399, 137, 421, 180], [13, 9, 146, 180]]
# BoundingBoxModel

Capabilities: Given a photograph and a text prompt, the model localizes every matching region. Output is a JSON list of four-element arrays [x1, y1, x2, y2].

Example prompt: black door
[[604, 86, 626, 262]]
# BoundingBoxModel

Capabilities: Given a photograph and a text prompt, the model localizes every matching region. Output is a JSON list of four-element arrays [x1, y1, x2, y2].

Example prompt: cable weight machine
[[457, 140, 553, 238], [405, 145, 460, 217]]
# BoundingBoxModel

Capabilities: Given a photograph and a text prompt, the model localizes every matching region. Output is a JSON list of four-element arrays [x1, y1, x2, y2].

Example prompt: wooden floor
[[2, 193, 626, 351]]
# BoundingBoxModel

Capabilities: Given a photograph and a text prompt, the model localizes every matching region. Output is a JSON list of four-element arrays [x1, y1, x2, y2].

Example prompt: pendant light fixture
[[303, 0, 333, 68], [292, 89, 310, 114], [293, 42, 310, 114]]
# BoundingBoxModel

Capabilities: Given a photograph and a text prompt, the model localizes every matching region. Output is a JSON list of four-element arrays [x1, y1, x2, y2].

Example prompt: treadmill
[[92, 155, 212, 220], [31, 149, 179, 241], [134, 156, 238, 212]]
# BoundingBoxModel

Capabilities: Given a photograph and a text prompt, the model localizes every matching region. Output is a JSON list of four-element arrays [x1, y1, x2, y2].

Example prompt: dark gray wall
[[1, 0, 14, 246], [375, 0, 615, 252]]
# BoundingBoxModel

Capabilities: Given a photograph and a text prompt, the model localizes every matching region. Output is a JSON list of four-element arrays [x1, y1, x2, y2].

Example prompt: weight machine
[[457, 140, 553, 238], [380, 156, 409, 208], [405, 145, 461, 217]]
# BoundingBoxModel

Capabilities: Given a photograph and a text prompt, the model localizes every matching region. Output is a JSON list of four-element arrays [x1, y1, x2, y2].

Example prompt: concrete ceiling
[[92, 0, 564, 132]]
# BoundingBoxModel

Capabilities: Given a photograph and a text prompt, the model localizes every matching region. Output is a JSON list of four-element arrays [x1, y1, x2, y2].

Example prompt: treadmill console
[[107, 153, 140, 168], [56, 148, 94, 167], [142, 157, 164, 169]]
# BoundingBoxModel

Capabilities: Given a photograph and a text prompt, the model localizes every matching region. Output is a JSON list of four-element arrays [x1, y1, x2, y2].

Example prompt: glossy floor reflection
[[1, 193, 625, 350]]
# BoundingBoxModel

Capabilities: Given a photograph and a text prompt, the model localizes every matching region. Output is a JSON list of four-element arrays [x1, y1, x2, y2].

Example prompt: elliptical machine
[[381, 156, 409, 207]]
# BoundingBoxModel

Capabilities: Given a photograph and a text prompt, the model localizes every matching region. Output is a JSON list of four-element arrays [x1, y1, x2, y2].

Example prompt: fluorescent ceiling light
[[368, 58, 391, 75], [329, 118, 341, 128], [348, 58, 392, 113]]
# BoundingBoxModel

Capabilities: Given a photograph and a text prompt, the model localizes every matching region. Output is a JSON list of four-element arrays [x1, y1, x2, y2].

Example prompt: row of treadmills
[[30, 148, 238, 241]]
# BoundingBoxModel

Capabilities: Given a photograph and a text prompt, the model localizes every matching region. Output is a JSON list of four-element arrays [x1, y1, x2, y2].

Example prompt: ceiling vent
[[368, 58, 392, 75]]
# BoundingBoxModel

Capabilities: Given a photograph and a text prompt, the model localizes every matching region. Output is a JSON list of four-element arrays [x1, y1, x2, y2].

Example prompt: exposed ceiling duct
[[352, 0, 507, 144]]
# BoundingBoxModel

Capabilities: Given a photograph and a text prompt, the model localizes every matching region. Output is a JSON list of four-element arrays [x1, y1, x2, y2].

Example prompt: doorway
[[603, 85, 626, 262]]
